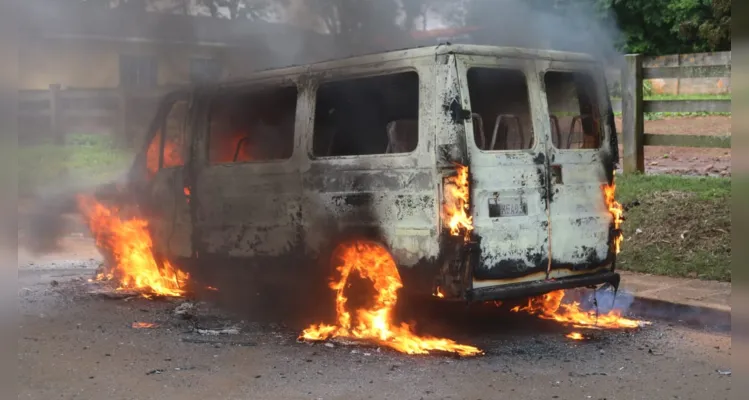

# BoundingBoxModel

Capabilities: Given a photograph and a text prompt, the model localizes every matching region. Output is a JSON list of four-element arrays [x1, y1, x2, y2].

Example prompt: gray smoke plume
[[16, 0, 621, 254]]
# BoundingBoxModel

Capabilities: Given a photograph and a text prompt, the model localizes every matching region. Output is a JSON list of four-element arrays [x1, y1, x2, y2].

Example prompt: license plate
[[488, 197, 527, 217]]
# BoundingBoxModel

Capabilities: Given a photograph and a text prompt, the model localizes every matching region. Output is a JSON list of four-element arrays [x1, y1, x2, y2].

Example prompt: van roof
[[207, 44, 598, 89]]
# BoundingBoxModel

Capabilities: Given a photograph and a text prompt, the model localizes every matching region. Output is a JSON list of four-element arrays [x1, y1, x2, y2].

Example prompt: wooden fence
[[18, 84, 175, 146], [617, 53, 731, 174]]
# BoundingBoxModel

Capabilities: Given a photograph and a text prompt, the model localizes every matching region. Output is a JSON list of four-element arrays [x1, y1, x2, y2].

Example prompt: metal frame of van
[[128, 44, 621, 303]]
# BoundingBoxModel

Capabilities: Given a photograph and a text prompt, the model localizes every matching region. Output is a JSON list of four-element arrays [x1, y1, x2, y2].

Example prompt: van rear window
[[312, 72, 419, 157], [545, 71, 602, 150], [208, 86, 297, 164], [467, 68, 533, 151]]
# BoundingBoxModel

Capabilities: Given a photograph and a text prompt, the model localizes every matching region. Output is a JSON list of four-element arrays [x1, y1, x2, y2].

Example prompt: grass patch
[[645, 93, 731, 101], [615, 174, 731, 281], [19, 134, 134, 197], [612, 93, 731, 119]]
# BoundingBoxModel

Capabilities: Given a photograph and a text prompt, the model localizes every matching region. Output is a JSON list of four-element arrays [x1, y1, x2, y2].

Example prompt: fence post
[[117, 88, 129, 147], [621, 54, 644, 174], [49, 84, 63, 145]]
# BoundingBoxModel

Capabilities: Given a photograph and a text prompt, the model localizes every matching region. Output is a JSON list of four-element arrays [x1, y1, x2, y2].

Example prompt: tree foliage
[[600, 0, 730, 54], [68, 0, 731, 56]]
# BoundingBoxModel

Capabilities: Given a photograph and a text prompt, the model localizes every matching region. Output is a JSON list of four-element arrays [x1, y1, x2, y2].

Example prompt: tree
[[297, 0, 407, 53], [196, 0, 278, 20], [601, 0, 731, 54]]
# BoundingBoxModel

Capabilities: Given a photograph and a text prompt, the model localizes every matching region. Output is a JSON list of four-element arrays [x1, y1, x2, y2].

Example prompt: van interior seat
[[385, 119, 418, 153], [549, 115, 562, 148], [490, 114, 524, 150], [472, 113, 486, 150], [567, 114, 595, 149]]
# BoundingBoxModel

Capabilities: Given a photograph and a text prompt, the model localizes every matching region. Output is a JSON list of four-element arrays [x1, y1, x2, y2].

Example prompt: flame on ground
[[511, 290, 646, 329], [78, 195, 190, 298], [603, 180, 624, 254], [443, 164, 473, 241], [132, 322, 158, 329], [299, 240, 483, 357], [566, 332, 584, 340]]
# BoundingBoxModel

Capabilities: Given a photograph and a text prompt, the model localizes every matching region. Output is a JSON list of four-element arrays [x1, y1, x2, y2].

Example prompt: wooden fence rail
[[18, 84, 175, 146], [619, 53, 732, 174]]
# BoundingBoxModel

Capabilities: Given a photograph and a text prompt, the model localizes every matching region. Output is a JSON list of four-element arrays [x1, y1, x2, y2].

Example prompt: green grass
[[615, 173, 731, 282], [645, 93, 731, 101], [19, 134, 134, 197], [612, 93, 731, 119]]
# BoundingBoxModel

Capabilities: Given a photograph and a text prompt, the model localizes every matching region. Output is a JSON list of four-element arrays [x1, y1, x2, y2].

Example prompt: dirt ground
[[614, 115, 731, 176], [18, 241, 732, 400]]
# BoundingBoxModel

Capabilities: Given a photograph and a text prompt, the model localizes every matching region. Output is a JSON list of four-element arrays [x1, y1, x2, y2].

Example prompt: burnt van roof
[[198, 44, 598, 91]]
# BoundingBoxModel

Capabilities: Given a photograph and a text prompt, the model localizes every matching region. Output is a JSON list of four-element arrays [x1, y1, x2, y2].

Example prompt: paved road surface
[[19, 263, 731, 400]]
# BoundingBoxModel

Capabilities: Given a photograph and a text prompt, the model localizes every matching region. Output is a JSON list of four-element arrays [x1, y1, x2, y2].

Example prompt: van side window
[[312, 71, 419, 157], [145, 99, 188, 176], [467, 68, 533, 151], [545, 71, 602, 150], [208, 86, 297, 164]]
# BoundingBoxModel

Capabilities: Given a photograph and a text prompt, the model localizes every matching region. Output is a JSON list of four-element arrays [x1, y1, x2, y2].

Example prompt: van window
[[312, 71, 419, 157], [545, 71, 602, 150], [208, 86, 297, 164], [146, 99, 188, 176], [467, 68, 533, 151]]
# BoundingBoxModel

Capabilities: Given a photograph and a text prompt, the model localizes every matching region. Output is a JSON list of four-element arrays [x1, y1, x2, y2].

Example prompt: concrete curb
[[628, 295, 731, 332]]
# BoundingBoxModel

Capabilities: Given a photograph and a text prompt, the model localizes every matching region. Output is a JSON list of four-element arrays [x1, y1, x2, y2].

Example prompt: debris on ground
[[181, 337, 257, 347], [173, 302, 195, 319], [88, 287, 140, 300], [146, 369, 164, 375], [195, 326, 240, 336], [716, 369, 731, 376]]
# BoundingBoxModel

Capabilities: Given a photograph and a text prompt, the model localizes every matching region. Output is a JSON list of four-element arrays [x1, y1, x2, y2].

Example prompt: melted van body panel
[[133, 45, 620, 303]]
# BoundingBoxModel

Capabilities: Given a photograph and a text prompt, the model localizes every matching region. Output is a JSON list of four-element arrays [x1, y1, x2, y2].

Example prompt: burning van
[[118, 44, 622, 305]]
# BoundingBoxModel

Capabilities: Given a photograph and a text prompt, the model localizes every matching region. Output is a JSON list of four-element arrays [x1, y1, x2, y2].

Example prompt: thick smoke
[[457, 0, 621, 61], [17, 1, 622, 327]]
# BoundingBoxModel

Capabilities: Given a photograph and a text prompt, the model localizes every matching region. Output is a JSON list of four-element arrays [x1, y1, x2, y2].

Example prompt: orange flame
[[603, 181, 624, 254], [77, 195, 190, 297], [300, 241, 483, 357], [566, 332, 584, 340], [434, 287, 445, 298], [511, 290, 646, 329], [132, 322, 158, 329], [146, 132, 184, 177], [443, 164, 473, 241]]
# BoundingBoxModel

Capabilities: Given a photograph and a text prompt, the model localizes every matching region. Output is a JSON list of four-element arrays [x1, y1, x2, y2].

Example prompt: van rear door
[[540, 62, 618, 276], [455, 58, 553, 291]]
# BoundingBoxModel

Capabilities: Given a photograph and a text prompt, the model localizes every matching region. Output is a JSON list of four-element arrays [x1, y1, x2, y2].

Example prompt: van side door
[[131, 92, 192, 260]]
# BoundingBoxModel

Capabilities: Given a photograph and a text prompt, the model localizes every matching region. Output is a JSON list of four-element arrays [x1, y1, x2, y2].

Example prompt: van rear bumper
[[466, 270, 620, 302]]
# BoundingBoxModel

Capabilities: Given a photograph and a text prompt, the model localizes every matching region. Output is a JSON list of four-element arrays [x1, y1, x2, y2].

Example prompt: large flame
[[603, 180, 624, 254], [300, 241, 483, 357], [443, 164, 473, 240], [511, 290, 646, 329], [78, 195, 189, 297]]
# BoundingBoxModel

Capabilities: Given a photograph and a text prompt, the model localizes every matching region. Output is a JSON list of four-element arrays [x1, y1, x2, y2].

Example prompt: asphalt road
[[19, 265, 732, 400]]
